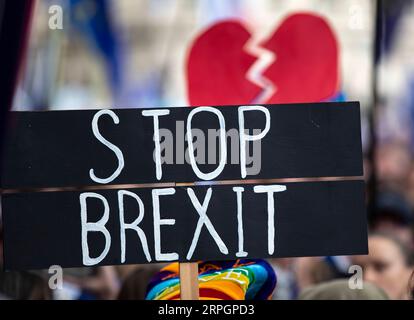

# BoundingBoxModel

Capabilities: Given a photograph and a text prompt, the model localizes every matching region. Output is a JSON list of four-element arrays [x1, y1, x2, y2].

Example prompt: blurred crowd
[[2, 0, 414, 300]]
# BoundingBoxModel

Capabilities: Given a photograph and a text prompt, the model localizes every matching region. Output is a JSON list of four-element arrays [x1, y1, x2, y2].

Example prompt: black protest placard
[[0, 102, 367, 271]]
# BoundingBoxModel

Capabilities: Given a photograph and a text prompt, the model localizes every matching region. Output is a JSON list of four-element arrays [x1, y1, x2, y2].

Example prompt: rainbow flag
[[146, 259, 276, 300]]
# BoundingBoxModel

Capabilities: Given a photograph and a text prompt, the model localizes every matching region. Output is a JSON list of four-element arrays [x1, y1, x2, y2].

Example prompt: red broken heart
[[186, 13, 339, 106]]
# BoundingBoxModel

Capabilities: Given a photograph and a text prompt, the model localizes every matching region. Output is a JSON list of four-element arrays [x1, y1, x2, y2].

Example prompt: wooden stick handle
[[179, 262, 199, 300]]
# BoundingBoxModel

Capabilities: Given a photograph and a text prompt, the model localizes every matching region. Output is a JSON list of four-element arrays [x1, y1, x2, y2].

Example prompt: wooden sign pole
[[179, 262, 199, 300]]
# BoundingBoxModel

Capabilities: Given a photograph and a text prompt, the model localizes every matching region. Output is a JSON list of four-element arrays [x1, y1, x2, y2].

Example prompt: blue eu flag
[[69, 0, 122, 92]]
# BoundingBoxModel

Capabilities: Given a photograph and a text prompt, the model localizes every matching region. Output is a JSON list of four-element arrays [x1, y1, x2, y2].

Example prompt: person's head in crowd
[[370, 191, 414, 249], [376, 141, 412, 192], [117, 265, 161, 300], [298, 279, 388, 300], [0, 271, 51, 300], [411, 271, 414, 299], [351, 233, 414, 300], [404, 164, 414, 208], [63, 266, 120, 300], [294, 257, 336, 291]]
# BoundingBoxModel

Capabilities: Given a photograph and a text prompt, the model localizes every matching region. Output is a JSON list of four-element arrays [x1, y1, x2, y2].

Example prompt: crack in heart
[[244, 27, 276, 104], [186, 13, 339, 106]]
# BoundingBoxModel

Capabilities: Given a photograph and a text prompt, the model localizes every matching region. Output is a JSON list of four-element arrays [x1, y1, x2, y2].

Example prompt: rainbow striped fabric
[[145, 259, 276, 300]]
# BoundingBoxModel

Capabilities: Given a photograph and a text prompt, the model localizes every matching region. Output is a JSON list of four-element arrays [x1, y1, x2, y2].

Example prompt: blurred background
[[1, 0, 414, 300]]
